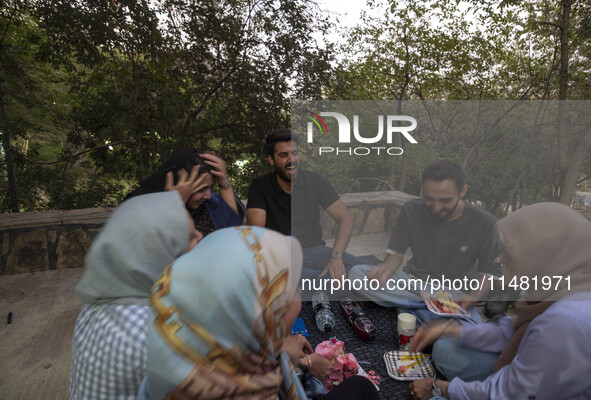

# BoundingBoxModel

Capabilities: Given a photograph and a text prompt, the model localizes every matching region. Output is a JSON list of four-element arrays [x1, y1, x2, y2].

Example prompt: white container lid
[[397, 312, 416, 331]]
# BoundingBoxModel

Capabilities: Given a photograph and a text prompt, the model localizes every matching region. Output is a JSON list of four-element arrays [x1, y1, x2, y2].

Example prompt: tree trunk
[[0, 77, 19, 212], [398, 141, 407, 192], [558, 128, 591, 205], [395, 100, 407, 192], [557, 0, 572, 205]]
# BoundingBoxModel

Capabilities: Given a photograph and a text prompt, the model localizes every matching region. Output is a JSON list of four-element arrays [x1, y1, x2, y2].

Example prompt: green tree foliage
[[3, 0, 589, 213], [2, 0, 333, 211], [323, 0, 590, 213], [1, 0, 79, 211]]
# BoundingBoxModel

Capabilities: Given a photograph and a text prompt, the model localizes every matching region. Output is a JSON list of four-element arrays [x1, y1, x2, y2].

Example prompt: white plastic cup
[[397, 313, 416, 351]]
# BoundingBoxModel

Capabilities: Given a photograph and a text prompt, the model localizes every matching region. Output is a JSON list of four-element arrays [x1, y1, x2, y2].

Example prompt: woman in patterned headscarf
[[139, 226, 379, 400], [70, 191, 203, 400], [408, 203, 591, 400]]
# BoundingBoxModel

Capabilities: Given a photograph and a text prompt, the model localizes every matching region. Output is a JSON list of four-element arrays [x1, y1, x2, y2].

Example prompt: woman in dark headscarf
[[408, 203, 591, 400], [126, 149, 245, 236]]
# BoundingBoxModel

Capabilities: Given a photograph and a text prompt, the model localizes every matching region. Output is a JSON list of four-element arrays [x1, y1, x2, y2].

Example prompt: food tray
[[383, 350, 435, 381], [420, 290, 469, 317]]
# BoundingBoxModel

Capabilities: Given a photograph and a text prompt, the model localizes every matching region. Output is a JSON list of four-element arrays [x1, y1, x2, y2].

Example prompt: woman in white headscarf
[[69, 191, 202, 400], [139, 226, 379, 400], [408, 203, 591, 399]]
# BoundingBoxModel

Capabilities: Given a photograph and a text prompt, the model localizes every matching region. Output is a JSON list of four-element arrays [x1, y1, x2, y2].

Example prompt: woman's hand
[[200, 152, 229, 187], [199, 152, 240, 214], [409, 378, 450, 399], [307, 353, 332, 381], [409, 378, 433, 399], [282, 334, 313, 366], [281, 337, 333, 381], [164, 165, 209, 203], [410, 320, 460, 352]]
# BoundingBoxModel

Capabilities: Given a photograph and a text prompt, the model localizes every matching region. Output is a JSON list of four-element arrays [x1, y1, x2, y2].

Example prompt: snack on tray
[[432, 291, 462, 313], [396, 359, 421, 374], [384, 350, 436, 381]]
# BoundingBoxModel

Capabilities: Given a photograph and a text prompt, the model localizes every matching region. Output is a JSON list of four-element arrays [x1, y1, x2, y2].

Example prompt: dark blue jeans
[[300, 244, 367, 299]]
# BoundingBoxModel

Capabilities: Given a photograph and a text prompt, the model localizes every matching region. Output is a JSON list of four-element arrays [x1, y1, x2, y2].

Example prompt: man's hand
[[200, 152, 229, 187], [456, 274, 493, 310], [319, 257, 346, 280], [365, 252, 402, 287], [366, 262, 396, 287], [246, 208, 266, 227], [455, 293, 478, 311], [323, 200, 353, 280], [164, 165, 208, 203]]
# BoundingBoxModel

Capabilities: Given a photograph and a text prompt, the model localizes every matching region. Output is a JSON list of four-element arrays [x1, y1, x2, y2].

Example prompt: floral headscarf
[[139, 226, 306, 400]]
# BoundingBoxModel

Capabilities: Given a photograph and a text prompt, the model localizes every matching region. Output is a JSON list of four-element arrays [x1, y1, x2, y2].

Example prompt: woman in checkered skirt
[[69, 191, 202, 400]]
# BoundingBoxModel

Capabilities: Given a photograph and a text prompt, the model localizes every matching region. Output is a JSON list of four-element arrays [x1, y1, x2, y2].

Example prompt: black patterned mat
[[300, 300, 413, 400]]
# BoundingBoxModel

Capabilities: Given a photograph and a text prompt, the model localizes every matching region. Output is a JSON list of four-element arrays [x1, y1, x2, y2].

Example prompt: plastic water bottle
[[311, 291, 336, 333]]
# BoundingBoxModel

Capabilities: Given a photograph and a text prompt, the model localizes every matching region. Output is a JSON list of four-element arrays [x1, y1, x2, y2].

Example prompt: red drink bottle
[[339, 299, 376, 341]]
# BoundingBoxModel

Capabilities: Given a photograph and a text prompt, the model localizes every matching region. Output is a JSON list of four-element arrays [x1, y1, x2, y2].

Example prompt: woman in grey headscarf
[[69, 191, 202, 400]]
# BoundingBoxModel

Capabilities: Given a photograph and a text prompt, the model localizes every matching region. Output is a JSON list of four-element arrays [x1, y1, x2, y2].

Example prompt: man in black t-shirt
[[349, 160, 502, 322], [247, 129, 365, 282]]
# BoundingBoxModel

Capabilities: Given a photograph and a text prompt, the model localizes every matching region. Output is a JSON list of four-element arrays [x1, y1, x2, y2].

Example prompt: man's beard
[[429, 198, 461, 221], [275, 163, 297, 183]]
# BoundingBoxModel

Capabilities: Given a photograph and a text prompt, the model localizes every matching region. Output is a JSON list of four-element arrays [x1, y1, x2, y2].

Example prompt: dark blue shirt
[[388, 198, 502, 280]]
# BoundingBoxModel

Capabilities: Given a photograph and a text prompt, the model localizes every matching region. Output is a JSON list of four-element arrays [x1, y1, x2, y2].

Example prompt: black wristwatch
[[432, 378, 442, 396], [331, 251, 342, 260]]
